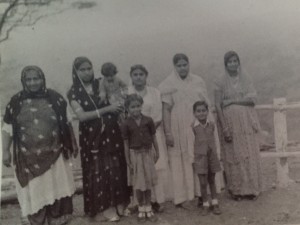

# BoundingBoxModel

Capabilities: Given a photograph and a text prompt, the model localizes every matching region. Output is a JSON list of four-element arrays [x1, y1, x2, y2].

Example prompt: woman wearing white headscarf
[[159, 53, 222, 207]]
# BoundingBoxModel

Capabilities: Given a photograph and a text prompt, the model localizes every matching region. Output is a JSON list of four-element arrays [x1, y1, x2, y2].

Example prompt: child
[[121, 94, 159, 223], [99, 62, 128, 105], [192, 101, 222, 216]]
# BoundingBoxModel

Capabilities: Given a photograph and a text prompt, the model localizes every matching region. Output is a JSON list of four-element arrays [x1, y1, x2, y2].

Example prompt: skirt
[[128, 148, 158, 191]]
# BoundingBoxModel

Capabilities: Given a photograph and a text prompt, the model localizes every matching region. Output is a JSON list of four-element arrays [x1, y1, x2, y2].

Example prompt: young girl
[[121, 94, 159, 222], [99, 62, 128, 105], [192, 101, 222, 216]]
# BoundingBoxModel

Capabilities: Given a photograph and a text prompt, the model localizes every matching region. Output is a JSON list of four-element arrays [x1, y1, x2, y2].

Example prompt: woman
[[67, 57, 129, 222], [2, 66, 77, 225], [128, 64, 170, 212], [158, 53, 220, 207], [215, 51, 262, 200]]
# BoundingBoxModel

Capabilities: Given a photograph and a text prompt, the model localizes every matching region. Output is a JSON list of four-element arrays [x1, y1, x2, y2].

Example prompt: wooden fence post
[[273, 98, 291, 187]]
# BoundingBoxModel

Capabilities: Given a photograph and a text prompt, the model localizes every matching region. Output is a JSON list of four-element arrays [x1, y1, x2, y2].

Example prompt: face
[[105, 74, 116, 83], [128, 100, 142, 118], [130, 69, 147, 87], [226, 55, 240, 73], [24, 70, 44, 92], [194, 104, 208, 122], [174, 59, 189, 79], [76, 62, 94, 83]]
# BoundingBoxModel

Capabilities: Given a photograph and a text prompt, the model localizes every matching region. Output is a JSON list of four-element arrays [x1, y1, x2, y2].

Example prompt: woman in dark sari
[[67, 57, 129, 222], [2, 66, 78, 225]]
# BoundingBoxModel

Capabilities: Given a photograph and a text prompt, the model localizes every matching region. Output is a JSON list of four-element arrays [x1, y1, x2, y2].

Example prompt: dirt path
[[2, 157, 300, 225], [2, 184, 300, 225]]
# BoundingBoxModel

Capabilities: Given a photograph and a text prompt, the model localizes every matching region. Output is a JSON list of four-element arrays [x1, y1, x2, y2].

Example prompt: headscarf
[[215, 51, 257, 107], [67, 57, 101, 112], [224, 50, 240, 67], [20, 66, 47, 98], [3, 66, 75, 187], [158, 59, 211, 163]]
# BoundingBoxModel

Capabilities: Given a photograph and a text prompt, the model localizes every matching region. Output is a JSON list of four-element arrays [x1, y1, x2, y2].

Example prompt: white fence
[[1, 97, 300, 202]]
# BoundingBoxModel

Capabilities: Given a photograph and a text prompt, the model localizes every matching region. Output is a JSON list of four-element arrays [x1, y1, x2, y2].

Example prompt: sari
[[67, 57, 129, 217], [3, 66, 75, 224], [215, 68, 262, 196], [158, 71, 222, 204]]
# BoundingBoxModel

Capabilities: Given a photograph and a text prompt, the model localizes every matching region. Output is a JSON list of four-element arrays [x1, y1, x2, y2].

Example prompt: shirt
[[121, 114, 156, 150], [192, 120, 216, 155]]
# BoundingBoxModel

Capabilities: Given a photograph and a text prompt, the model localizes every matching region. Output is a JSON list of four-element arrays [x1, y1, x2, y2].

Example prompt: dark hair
[[125, 93, 144, 109], [173, 53, 189, 65], [130, 64, 148, 76], [72, 56, 93, 75], [101, 62, 118, 77], [224, 51, 240, 67], [193, 100, 208, 112]]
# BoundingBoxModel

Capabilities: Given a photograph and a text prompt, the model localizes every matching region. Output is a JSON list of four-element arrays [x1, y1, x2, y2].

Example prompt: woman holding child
[[215, 51, 262, 201], [158, 53, 221, 208], [67, 57, 129, 222]]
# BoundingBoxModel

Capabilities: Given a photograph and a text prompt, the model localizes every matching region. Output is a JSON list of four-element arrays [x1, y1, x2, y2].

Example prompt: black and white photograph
[[1, 0, 300, 224]]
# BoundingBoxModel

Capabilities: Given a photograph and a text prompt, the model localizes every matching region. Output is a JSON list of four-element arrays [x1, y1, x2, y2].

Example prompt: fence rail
[[1, 97, 300, 202]]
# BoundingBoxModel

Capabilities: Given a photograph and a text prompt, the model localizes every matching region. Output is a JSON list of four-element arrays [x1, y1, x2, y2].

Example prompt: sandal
[[108, 215, 120, 222], [230, 192, 242, 201], [137, 206, 146, 223], [201, 206, 210, 216], [137, 212, 146, 223], [146, 210, 158, 222], [151, 202, 164, 213], [212, 205, 222, 215], [245, 194, 259, 201]]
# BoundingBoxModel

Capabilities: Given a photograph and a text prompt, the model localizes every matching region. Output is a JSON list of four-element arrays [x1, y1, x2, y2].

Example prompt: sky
[[1, 0, 300, 104]]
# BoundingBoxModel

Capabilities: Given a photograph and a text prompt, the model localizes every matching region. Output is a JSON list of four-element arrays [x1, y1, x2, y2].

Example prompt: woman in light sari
[[215, 51, 262, 200], [158, 53, 221, 208], [128, 64, 170, 212], [2, 66, 77, 225]]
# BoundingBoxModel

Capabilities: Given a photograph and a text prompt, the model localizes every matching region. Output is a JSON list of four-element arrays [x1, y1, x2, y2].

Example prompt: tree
[[0, 0, 65, 44], [0, 0, 67, 64]]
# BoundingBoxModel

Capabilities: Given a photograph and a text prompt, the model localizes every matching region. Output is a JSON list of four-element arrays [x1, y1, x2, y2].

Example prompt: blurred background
[[1, 0, 300, 176]]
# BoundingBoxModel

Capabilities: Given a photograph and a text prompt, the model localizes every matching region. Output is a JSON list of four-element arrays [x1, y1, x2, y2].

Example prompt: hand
[[3, 150, 11, 167], [165, 133, 174, 147], [127, 163, 133, 174], [153, 150, 159, 163], [106, 103, 123, 114], [223, 129, 232, 143], [73, 146, 79, 158]]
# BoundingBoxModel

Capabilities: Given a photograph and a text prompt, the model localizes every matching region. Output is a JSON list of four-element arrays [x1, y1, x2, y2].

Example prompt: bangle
[[96, 109, 100, 118], [223, 127, 229, 132]]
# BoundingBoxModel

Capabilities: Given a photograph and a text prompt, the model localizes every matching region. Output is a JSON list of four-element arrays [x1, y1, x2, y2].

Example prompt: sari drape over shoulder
[[3, 66, 75, 218], [159, 71, 210, 163], [158, 71, 222, 204], [215, 69, 262, 196], [67, 59, 129, 216]]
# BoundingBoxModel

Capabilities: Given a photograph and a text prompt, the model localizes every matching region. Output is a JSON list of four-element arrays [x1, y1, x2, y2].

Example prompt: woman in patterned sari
[[2, 66, 78, 225], [215, 51, 262, 200], [67, 57, 129, 222]]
